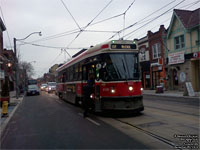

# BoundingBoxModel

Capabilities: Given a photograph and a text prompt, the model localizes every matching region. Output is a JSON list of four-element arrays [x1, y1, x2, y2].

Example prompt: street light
[[14, 32, 42, 99]]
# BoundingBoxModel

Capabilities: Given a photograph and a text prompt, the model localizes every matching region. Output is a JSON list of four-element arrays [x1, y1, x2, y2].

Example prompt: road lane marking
[[86, 118, 100, 126], [78, 113, 100, 126], [78, 113, 83, 116], [55, 99, 62, 104]]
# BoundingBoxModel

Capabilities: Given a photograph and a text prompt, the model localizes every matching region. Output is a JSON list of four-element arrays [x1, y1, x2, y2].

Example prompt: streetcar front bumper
[[100, 96, 144, 111]]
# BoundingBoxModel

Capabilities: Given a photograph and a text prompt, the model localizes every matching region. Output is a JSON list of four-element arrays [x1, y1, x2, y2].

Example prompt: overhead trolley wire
[[18, 41, 86, 50], [122, 0, 136, 37], [60, 0, 81, 31], [21, 0, 198, 48], [123, 0, 186, 39], [108, 0, 177, 40], [31, 13, 123, 43], [130, 0, 200, 39], [65, 0, 113, 48]]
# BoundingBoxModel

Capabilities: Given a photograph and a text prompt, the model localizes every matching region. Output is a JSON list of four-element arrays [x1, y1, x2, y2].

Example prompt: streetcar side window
[[62, 71, 67, 82], [69, 67, 73, 81], [72, 65, 76, 81], [75, 63, 79, 81], [82, 66, 87, 81], [78, 62, 82, 80], [66, 68, 69, 82]]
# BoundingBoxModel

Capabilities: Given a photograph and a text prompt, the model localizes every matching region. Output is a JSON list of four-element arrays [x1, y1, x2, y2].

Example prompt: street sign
[[179, 72, 186, 83], [185, 82, 195, 96]]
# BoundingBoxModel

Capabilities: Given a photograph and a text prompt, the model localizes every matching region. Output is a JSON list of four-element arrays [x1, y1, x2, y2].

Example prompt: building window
[[152, 43, 161, 59], [175, 35, 185, 49], [140, 48, 146, 61]]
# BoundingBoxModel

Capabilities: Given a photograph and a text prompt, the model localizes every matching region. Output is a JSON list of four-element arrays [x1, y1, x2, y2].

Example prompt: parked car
[[47, 82, 56, 93], [27, 85, 40, 96], [40, 83, 47, 91]]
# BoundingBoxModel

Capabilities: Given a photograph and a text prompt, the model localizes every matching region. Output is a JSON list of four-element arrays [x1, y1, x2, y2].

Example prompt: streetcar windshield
[[101, 53, 139, 81]]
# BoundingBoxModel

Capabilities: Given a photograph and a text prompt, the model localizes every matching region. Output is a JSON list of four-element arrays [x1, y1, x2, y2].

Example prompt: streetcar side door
[[81, 63, 95, 99]]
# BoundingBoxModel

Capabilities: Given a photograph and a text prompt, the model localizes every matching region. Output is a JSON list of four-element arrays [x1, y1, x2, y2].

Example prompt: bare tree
[[19, 61, 35, 78]]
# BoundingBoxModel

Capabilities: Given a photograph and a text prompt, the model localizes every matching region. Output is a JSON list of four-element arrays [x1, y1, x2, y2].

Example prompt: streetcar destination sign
[[111, 44, 137, 49]]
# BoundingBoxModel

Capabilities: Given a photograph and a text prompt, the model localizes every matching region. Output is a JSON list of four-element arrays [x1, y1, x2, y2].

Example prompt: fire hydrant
[[1, 101, 8, 117]]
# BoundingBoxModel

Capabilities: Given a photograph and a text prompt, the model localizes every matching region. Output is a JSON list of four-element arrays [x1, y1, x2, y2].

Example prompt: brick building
[[148, 25, 167, 89], [3, 49, 16, 91], [138, 36, 151, 89], [0, 17, 6, 94], [138, 25, 167, 90]]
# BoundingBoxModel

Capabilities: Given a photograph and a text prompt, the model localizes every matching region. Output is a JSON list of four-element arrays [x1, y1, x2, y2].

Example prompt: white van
[[27, 85, 40, 96]]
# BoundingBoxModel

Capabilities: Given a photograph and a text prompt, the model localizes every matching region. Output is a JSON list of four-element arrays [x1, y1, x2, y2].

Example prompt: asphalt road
[[143, 95, 199, 107], [1, 92, 148, 149]]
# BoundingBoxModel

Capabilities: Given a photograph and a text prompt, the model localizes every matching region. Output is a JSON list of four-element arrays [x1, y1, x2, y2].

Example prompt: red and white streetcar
[[56, 40, 144, 112]]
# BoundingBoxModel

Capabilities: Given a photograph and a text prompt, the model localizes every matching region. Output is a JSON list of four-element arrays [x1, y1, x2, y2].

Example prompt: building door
[[169, 68, 179, 90], [152, 71, 161, 89], [191, 60, 200, 91], [145, 73, 151, 89]]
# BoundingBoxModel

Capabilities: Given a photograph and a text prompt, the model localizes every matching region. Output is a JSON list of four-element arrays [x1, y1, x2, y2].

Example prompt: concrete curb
[[143, 93, 199, 99], [0, 95, 24, 139]]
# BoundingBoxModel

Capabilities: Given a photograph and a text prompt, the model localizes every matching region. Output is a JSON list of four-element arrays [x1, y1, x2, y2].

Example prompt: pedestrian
[[83, 73, 95, 118]]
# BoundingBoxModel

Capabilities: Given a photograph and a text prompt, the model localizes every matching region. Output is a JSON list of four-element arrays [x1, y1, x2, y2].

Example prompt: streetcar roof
[[56, 40, 137, 72]]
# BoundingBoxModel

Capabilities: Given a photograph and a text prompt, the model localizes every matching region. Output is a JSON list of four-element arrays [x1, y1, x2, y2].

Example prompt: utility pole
[[13, 38, 19, 99], [13, 32, 41, 99]]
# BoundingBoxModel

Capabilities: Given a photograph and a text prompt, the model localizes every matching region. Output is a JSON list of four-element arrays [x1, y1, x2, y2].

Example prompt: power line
[[29, 30, 81, 43], [65, 0, 113, 48], [108, 0, 177, 40], [122, 0, 136, 38], [123, 0, 136, 14], [49, 50, 63, 66], [18, 41, 87, 50], [60, 0, 81, 30], [123, 0, 186, 39], [129, 0, 200, 39], [84, 30, 118, 33], [29, 13, 124, 44]]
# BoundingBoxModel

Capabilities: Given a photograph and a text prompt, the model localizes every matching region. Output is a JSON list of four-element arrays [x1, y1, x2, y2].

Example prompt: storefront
[[150, 58, 166, 90], [167, 51, 200, 92]]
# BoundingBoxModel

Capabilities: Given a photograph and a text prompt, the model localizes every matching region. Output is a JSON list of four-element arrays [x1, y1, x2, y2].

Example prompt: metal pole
[[14, 38, 19, 99]]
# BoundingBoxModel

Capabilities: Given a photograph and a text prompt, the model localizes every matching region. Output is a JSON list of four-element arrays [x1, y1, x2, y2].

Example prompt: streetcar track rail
[[145, 105, 199, 117], [114, 118, 183, 150]]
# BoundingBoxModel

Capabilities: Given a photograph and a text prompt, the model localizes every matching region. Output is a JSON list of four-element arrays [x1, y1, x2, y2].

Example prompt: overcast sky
[[1, 0, 199, 78]]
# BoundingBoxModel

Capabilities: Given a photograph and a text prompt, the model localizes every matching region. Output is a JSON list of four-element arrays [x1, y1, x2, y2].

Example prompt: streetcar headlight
[[111, 89, 115, 93], [140, 88, 144, 91], [129, 86, 133, 91]]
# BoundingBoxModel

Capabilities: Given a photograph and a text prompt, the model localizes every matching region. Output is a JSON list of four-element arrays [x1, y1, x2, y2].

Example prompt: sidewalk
[[0, 91, 24, 136], [143, 90, 200, 99]]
